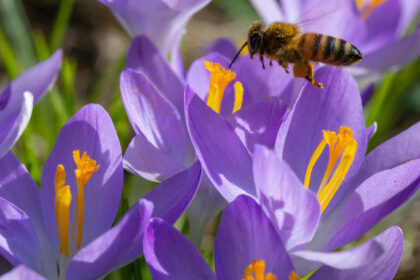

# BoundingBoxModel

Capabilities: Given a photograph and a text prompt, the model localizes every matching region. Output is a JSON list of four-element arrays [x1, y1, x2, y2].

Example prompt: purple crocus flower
[[248, 0, 420, 80], [186, 66, 420, 276], [143, 195, 403, 280], [0, 104, 201, 279], [0, 50, 62, 158], [0, 265, 46, 280], [97, 0, 210, 56], [120, 36, 293, 244]]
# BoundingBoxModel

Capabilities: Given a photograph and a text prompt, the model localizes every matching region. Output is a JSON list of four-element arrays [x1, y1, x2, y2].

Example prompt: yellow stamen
[[72, 150, 100, 249], [289, 271, 299, 280], [242, 260, 277, 280], [54, 165, 72, 256], [205, 61, 242, 114], [233, 81, 244, 113], [54, 150, 99, 257], [304, 127, 357, 212]]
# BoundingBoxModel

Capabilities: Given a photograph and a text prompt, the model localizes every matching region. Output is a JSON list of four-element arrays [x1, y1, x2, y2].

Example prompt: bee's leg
[[278, 56, 289, 73], [270, 59, 273, 67], [259, 54, 266, 69], [293, 61, 323, 88]]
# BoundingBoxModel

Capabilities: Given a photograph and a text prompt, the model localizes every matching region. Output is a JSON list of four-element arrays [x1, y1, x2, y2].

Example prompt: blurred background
[[1, 0, 420, 279]]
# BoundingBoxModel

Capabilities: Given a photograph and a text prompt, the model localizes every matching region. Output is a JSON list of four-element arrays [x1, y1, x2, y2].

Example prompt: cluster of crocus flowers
[[186, 65, 420, 277], [0, 104, 202, 279]]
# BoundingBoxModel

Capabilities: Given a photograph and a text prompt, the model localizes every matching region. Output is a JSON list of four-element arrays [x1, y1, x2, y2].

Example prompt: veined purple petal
[[354, 121, 420, 188], [325, 159, 420, 251], [0, 198, 40, 271], [7, 49, 62, 105], [120, 68, 189, 166], [227, 97, 288, 154], [309, 226, 403, 280], [282, 67, 367, 207], [185, 87, 255, 201], [0, 265, 45, 280], [253, 146, 320, 251], [126, 36, 185, 116], [123, 133, 185, 182], [41, 104, 123, 254], [98, 0, 210, 55], [144, 218, 216, 280], [214, 195, 294, 280], [113, 161, 202, 267], [231, 54, 295, 106], [66, 199, 153, 280], [357, 29, 420, 72], [361, 0, 400, 53], [292, 231, 383, 271], [0, 90, 33, 159], [205, 38, 237, 59], [186, 174, 227, 246]]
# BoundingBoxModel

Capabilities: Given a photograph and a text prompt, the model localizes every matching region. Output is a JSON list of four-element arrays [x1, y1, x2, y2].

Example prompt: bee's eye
[[250, 33, 261, 52]]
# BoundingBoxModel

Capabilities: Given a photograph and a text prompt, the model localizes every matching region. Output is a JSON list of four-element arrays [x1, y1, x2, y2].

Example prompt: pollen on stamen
[[304, 126, 357, 212], [204, 60, 240, 114], [242, 259, 277, 280]]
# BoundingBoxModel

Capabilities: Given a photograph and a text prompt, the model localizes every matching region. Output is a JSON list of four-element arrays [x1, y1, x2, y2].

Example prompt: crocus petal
[[0, 197, 40, 270], [324, 159, 420, 251], [0, 90, 33, 159], [253, 146, 320, 251], [357, 29, 420, 72], [227, 97, 288, 154], [98, 0, 210, 55], [185, 87, 255, 201], [353, 121, 420, 188], [123, 133, 185, 182], [282, 67, 367, 204], [309, 226, 403, 280], [120, 68, 190, 166], [186, 174, 227, 246], [231, 54, 295, 106], [112, 161, 202, 267], [6, 49, 62, 105], [66, 199, 153, 280], [126, 36, 185, 116], [144, 218, 216, 280], [398, 1, 420, 35], [41, 104, 123, 253], [0, 152, 56, 278], [214, 195, 294, 280], [205, 38, 237, 59], [248, 0, 284, 23], [292, 230, 383, 272], [0, 265, 45, 280]]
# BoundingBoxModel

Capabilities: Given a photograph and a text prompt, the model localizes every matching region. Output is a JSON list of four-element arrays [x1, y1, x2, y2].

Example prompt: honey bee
[[229, 21, 363, 88]]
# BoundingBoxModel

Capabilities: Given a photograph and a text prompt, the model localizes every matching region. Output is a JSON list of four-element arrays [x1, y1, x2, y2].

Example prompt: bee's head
[[248, 21, 264, 57]]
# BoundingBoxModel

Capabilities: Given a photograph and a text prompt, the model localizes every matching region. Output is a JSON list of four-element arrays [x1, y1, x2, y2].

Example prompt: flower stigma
[[204, 61, 244, 114], [355, 0, 389, 20], [243, 260, 277, 280], [304, 127, 357, 212], [54, 150, 100, 258]]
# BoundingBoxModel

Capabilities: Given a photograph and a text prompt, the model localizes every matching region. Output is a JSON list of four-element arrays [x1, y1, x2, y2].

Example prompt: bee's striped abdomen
[[297, 33, 363, 66]]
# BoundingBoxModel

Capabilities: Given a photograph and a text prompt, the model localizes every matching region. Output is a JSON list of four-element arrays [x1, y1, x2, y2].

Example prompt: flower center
[[54, 150, 100, 257], [243, 260, 277, 280], [204, 61, 244, 114], [304, 127, 357, 212], [355, 0, 388, 20]]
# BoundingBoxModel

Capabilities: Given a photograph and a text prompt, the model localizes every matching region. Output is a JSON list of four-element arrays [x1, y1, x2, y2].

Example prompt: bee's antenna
[[228, 41, 248, 69]]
